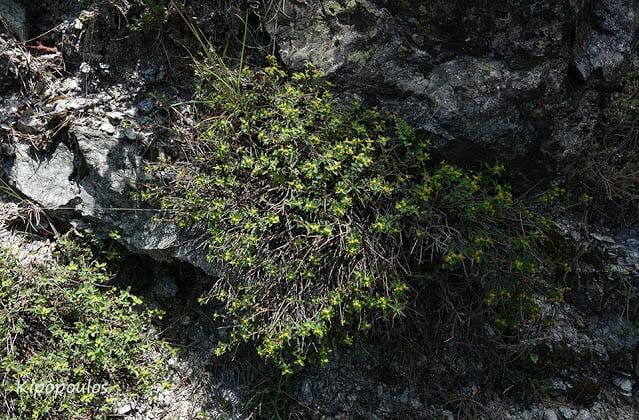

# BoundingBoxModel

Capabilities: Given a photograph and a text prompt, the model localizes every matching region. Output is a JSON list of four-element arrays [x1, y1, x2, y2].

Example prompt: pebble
[[612, 375, 633, 396], [99, 121, 116, 134], [575, 410, 592, 420], [106, 111, 126, 121], [569, 230, 581, 242], [60, 78, 80, 92], [53, 97, 91, 112], [80, 62, 92, 74], [440, 410, 454, 420], [399, 390, 409, 404], [157, 389, 172, 407], [591, 233, 614, 243], [117, 403, 132, 415], [549, 378, 572, 395], [543, 409, 558, 420], [124, 127, 137, 140], [138, 98, 156, 114], [301, 379, 313, 404], [559, 407, 574, 419]]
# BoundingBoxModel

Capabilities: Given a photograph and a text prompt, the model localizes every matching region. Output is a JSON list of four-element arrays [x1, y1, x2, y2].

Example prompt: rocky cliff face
[[266, 0, 639, 169], [1, 1, 638, 419]]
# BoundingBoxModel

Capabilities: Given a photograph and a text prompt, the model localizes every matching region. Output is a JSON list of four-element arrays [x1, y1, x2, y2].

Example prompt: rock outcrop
[[3, 111, 215, 275], [265, 0, 639, 169], [0, 22, 215, 275], [1, 1, 638, 418], [0, 0, 26, 41]]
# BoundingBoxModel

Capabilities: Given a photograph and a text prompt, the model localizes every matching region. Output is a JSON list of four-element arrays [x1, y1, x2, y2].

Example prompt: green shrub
[[0, 236, 167, 418], [145, 56, 555, 373]]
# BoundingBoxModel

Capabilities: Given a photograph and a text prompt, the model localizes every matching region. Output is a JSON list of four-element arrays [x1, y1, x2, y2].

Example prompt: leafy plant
[[145, 54, 556, 372], [0, 235, 167, 418]]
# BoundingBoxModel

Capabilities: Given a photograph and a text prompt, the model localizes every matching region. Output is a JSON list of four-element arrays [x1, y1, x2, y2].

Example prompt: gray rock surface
[[265, 0, 639, 166], [573, 0, 639, 82], [3, 121, 216, 276], [7, 142, 77, 208], [544, 409, 559, 420], [18, 121, 217, 274], [0, 0, 26, 41]]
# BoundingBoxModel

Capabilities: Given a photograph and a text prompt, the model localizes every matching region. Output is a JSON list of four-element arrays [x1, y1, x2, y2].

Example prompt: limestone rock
[[573, 0, 639, 82], [265, 0, 639, 168], [0, 0, 26, 41], [2, 124, 218, 277], [5, 142, 77, 209]]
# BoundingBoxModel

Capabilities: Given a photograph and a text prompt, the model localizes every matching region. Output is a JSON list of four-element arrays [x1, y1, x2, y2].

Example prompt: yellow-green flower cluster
[[145, 55, 555, 373]]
